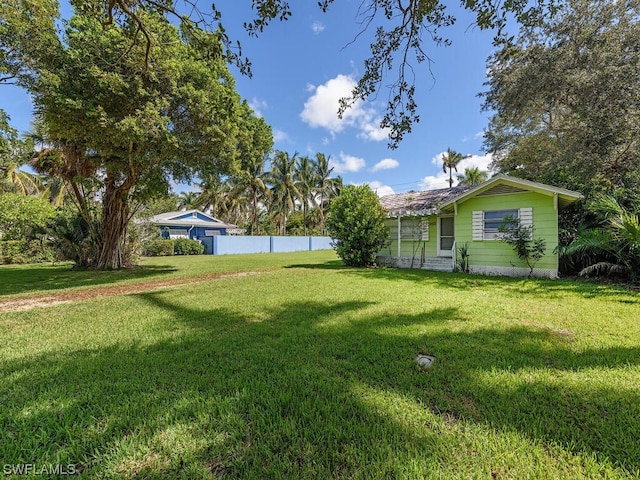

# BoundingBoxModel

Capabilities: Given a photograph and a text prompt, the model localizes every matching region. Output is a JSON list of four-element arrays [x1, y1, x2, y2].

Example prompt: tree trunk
[[303, 202, 308, 236], [252, 188, 259, 236], [96, 173, 133, 269]]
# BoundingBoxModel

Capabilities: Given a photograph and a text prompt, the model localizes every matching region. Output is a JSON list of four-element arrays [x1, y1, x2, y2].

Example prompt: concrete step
[[421, 257, 454, 272]]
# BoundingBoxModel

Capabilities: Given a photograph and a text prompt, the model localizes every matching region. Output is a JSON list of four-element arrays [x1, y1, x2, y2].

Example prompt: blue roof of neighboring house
[[148, 210, 236, 229]]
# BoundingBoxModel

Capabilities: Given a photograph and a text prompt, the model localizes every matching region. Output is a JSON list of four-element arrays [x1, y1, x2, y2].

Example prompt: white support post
[[397, 216, 401, 257]]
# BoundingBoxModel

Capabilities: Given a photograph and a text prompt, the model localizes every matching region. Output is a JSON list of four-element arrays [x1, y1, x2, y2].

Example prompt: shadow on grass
[[0, 263, 178, 297], [289, 261, 640, 303], [1, 298, 639, 477], [285, 260, 346, 270]]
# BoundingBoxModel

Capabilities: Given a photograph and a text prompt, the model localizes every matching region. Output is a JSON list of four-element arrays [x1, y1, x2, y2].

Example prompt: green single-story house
[[376, 174, 583, 278]]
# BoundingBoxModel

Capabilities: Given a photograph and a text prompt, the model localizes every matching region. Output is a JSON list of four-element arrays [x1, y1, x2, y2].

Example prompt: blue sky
[[0, 1, 499, 196]]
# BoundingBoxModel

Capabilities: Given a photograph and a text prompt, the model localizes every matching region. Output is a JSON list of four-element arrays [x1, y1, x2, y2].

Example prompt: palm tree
[[314, 152, 342, 234], [39, 175, 71, 207], [234, 154, 271, 235], [456, 166, 488, 186], [195, 174, 230, 218], [177, 191, 199, 210], [563, 196, 640, 280], [295, 155, 318, 235], [441, 148, 469, 188], [0, 160, 42, 195], [267, 150, 301, 235]]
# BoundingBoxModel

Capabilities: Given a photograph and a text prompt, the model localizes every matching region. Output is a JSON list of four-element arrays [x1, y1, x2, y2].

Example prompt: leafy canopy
[[1, 3, 272, 268], [482, 0, 640, 198], [13, 0, 557, 148], [0, 192, 55, 240]]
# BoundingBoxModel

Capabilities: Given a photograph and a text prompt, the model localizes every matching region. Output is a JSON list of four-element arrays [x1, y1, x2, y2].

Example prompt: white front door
[[438, 217, 455, 257]]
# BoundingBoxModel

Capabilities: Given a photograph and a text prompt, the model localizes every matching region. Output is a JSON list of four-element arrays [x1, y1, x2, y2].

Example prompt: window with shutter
[[473, 209, 529, 240]]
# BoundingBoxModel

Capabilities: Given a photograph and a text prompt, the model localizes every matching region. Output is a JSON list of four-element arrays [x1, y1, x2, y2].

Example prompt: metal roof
[[379, 185, 473, 217], [148, 210, 236, 229], [379, 175, 583, 217]]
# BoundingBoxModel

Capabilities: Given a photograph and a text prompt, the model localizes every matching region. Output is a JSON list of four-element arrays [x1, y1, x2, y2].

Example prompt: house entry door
[[438, 217, 455, 257]]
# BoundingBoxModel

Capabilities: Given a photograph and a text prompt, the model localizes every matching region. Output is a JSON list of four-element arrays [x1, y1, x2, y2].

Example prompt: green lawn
[[1, 251, 639, 478]]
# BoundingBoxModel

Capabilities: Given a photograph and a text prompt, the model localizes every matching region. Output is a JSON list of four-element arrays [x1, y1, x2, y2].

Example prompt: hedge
[[173, 238, 204, 255], [144, 239, 175, 257], [0, 240, 58, 264]]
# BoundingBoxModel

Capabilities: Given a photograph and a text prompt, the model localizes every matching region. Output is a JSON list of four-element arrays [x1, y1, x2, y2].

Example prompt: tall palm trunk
[[303, 201, 308, 236], [252, 187, 259, 235]]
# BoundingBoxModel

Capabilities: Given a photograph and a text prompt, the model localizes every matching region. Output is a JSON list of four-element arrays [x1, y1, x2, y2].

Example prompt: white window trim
[[472, 208, 532, 241], [169, 229, 189, 239]]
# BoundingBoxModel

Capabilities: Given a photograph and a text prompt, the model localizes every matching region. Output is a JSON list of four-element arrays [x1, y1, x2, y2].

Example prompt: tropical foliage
[[456, 167, 488, 186], [181, 150, 342, 237], [562, 196, 640, 281]]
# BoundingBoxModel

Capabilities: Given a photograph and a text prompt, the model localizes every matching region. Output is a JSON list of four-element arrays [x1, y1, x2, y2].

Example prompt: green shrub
[[144, 238, 175, 256], [46, 210, 100, 267], [499, 216, 547, 278], [173, 238, 204, 255], [0, 193, 56, 240], [0, 240, 58, 264], [326, 185, 390, 267]]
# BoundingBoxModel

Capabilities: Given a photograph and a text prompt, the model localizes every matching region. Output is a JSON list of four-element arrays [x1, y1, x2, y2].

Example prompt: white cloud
[[249, 97, 268, 117], [300, 74, 387, 142], [330, 152, 366, 174], [419, 175, 450, 190], [273, 129, 290, 143], [462, 131, 485, 143], [371, 158, 399, 172], [421, 152, 494, 190], [367, 181, 395, 197], [357, 119, 389, 142], [311, 21, 325, 34]]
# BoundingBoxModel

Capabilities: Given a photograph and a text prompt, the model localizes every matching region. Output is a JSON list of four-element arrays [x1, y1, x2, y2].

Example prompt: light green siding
[[382, 215, 438, 259], [455, 192, 558, 271]]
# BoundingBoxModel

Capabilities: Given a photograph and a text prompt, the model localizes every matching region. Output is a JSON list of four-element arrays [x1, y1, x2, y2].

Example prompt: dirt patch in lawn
[[0, 271, 262, 313]]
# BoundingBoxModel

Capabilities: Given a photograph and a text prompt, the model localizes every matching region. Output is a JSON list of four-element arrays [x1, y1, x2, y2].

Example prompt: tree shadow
[[1, 298, 638, 477], [0, 264, 178, 297], [284, 260, 347, 270], [329, 265, 640, 303]]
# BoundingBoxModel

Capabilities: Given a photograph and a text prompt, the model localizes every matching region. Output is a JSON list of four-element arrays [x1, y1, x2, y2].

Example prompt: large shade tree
[[12, 0, 556, 148], [2, 5, 271, 268], [482, 0, 640, 199]]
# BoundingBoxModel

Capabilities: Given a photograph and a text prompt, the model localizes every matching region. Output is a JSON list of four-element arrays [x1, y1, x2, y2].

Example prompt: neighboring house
[[377, 175, 583, 278], [148, 210, 240, 241]]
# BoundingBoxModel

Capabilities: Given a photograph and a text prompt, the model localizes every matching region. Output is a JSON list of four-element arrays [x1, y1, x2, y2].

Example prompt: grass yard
[[1, 251, 639, 479]]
